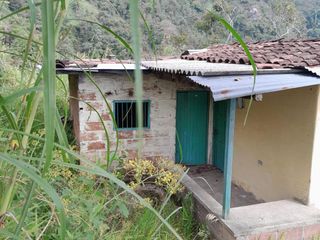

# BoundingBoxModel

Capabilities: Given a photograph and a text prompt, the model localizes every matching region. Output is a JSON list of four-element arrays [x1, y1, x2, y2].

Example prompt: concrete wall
[[309, 86, 320, 208], [75, 71, 204, 161], [233, 86, 319, 204]]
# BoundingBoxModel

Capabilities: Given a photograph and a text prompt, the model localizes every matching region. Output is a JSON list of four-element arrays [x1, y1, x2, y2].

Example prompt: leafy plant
[[119, 158, 186, 203], [0, 0, 258, 239], [0, 1, 183, 239]]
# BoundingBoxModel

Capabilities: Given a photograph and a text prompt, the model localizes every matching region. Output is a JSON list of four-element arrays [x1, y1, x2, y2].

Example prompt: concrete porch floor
[[183, 166, 320, 240], [188, 165, 263, 207]]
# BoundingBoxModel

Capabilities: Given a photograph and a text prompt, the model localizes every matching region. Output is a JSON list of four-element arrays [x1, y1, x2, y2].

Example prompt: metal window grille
[[114, 101, 150, 129]]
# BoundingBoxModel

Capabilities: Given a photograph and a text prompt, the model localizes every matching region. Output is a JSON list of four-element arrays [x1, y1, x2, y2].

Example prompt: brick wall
[[74, 71, 204, 162]]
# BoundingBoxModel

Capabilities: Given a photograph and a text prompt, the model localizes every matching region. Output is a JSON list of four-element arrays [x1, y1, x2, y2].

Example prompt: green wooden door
[[213, 100, 229, 171], [176, 91, 209, 165]]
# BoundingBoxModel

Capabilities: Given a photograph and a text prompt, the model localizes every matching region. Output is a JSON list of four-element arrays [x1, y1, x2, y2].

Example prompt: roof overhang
[[57, 59, 320, 102], [57, 63, 147, 74], [142, 59, 302, 76], [189, 73, 320, 101], [306, 66, 320, 77]]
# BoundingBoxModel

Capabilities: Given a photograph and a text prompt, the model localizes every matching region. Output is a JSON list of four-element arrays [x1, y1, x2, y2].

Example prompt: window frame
[[112, 100, 151, 131]]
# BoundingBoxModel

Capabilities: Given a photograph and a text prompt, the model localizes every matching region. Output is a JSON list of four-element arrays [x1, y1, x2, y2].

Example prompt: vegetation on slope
[[3, 0, 320, 59], [0, 0, 319, 239], [0, 1, 208, 239]]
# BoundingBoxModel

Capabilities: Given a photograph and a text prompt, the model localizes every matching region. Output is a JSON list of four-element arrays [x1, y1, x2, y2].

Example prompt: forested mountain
[[3, 0, 320, 59], [295, 0, 320, 38]]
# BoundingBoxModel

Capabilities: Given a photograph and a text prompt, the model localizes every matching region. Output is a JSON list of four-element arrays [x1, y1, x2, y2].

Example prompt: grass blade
[[209, 12, 257, 125], [41, 0, 56, 173], [0, 96, 22, 145], [139, 10, 157, 60], [0, 2, 40, 22], [0, 128, 183, 240], [0, 154, 66, 239], [60, 0, 66, 10], [151, 207, 182, 239], [213, 15, 257, 76], [55, 0, 67, 44], [0, 1, 59, 22], [55, 160, 183, 240], [14, 181, 36, 237], [129, 0, 143, 146], [0, 87, 40, 106], [55, 110, 70, 162], [69, 97, 112, 168], [71, 68, 120, 162], [21, 0, 36, 78]]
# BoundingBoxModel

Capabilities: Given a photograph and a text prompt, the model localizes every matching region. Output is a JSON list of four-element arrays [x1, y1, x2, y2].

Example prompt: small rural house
[[58, 39, 320, 239]]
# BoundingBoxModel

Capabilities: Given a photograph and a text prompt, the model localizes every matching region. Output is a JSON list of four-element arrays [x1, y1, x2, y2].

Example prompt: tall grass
[[0, 1, 182, 239], [208, 11, 257, 125], [0, 1, 256, 239]]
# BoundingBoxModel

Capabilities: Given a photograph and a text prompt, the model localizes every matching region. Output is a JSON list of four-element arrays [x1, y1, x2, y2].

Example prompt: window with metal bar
[[114, 100, 150, 130]]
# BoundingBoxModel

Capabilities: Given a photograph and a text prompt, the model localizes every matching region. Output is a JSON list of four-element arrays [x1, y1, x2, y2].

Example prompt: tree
[[267, 0, 307, 38]]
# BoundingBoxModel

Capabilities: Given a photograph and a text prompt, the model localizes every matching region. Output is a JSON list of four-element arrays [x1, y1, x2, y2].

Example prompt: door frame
[[212, 99, 230, 172]]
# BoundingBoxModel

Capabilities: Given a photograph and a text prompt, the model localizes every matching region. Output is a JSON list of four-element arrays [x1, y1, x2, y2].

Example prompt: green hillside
[[2, 0, 320, 59]]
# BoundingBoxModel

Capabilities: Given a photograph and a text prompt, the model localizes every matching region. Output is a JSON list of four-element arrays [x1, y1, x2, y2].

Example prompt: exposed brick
[[247, 232, 277, 240], [127, 149, 138, 159], [77, 72, 198, 162], [87, 141, 105, 151], [79, 92, 96, 100], [126, 139, 141, 145], [209, 221, 236, 240], [85, 102, 104, 111], [80, 132, 99, 141], [143, 131, 154, 138], [85, 122, 104, 131], [278, 227, 303, 240], [118, 131, 134, 139], [303, 224, 320, 239], [101, 112, 111, 121]]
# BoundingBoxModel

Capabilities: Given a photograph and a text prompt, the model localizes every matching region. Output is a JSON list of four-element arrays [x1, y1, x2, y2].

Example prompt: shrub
[[118, 158, 186, 203]]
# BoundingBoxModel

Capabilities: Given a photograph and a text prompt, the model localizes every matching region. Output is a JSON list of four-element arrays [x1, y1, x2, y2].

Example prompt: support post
[[222, 98, 236, 219]]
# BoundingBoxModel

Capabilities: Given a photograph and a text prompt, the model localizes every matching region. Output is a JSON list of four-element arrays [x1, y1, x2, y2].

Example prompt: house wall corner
[[308, 85, 320, 208], [68, 74, 80, 145]]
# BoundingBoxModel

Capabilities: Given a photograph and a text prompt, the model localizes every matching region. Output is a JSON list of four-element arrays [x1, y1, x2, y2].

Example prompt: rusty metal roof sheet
[[142, 59, 298, 76], [189, 73, 320, 101], [182, 39, 320, 69], [58, 59, 133, 68], [56, 59, 149, 73], [57, 63, 147, 73]]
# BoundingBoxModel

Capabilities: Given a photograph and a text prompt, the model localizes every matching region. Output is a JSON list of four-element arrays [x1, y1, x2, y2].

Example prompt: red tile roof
[[181, 39, 320, 69]]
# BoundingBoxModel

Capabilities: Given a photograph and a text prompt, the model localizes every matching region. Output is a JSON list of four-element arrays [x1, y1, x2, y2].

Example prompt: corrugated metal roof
[[57, 63, 147, 73], [305, 66, 320, 78], [189, 74, 320, 101], [142, 59, 299, 76], [143, 59, 253, 76]]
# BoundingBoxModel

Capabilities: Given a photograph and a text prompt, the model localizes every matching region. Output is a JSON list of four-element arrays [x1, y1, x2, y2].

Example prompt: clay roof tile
[[182, 39, 320, 69]]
